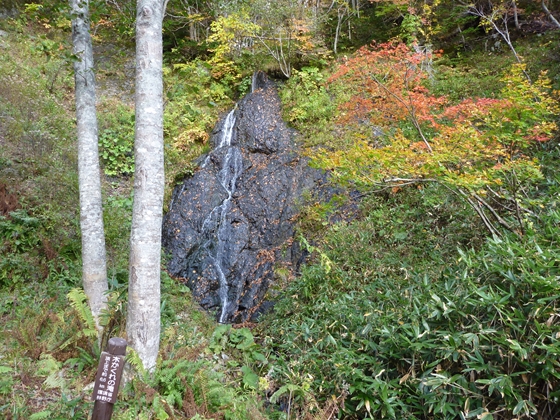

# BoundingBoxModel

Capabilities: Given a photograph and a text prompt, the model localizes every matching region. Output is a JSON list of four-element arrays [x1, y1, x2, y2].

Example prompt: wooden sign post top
[[92, 338, 127, 405]]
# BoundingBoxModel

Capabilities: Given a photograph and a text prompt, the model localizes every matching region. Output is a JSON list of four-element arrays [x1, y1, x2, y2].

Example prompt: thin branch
[[467, 5, 531, 83], [368, 71, 433, 152], [511, 0, 520, 29], [383, 177, 439, 183], [541, 0, 560, 28], [460, 190, 501, 236], [472, 192, 517, 234], [361, 178, 522, 236], [486, 186, 537, 217]]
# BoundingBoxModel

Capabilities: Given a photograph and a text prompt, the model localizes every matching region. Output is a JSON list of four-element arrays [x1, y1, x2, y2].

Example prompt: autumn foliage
[[318, 42, 558, 197]]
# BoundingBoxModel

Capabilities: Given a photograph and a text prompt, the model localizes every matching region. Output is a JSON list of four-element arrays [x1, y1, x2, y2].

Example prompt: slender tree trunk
[[126, 0, 165, 373], [70, 0, 108, 332], [512, 0, 520, 29], [541, 0, 560, 28], [334, 8, 342, 54]]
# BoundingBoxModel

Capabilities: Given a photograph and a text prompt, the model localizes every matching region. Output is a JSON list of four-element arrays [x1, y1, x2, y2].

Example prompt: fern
[[44, 372, 65, 390], [67, 288, 97, 338], [28, 411, 52, 420], [37, 354, 66, 390], [37, 354, 61, 376], [0, 365, 13, 374], [126, 348, 148, 381], [152, 394, 170, 420]]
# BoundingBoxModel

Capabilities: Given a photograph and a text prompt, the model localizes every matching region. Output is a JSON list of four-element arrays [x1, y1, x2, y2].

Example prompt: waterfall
[[219, 107, 236, 148], [202, 105, 237, 169], [163, 70, 323, 323], [216, 146, 242, 323], [251, 71, 259, 93], [168, 183, 186, 212], [199, 108, 242, 323]]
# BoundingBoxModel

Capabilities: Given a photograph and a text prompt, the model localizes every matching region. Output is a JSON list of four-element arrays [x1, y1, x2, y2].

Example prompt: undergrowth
[[261, 160, 560, 418], [267, 34, 560, 419]]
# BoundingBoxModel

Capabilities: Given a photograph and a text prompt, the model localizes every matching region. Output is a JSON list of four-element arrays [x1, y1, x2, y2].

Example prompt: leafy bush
[[98, 104, 135, 177], [263, 186, 560, 418], [280, 66, 335, 130]]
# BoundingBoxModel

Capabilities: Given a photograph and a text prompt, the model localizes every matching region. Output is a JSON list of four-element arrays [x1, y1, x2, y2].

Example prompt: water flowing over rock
[[162, 72, 326, 323]]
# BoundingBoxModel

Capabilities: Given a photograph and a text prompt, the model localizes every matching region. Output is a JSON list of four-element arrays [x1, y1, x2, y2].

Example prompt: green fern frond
[[152, 394, 170, 420], [0, 365, 13, 374], [44, 372, 65, 390], [37, 354, 62, 376], [37, 355, 66, 390], [28, 411, 53, 420], [67, 288, 97, 337], [126, 348, 148, 381]]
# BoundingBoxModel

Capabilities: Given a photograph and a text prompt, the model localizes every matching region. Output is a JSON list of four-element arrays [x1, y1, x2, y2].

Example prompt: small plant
[[280, 66, 335, 129], [98, 104, 135, 177], [0, 365, 14, 396]]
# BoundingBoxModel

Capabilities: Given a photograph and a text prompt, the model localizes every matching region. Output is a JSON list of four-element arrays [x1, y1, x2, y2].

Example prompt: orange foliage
[[317, 44, 557, 193], [328, 42, 444, 129]]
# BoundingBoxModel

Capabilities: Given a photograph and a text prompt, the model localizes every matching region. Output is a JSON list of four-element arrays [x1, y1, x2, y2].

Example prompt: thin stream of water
[[198, 108, 241, 323], [191, 75, 262, 321]]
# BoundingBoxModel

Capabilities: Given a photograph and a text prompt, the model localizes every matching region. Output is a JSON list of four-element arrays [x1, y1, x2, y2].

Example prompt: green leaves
[[241, 365, 259, 389], [264, 188, 560, 418], [0, 365, 14, 396], [66, 288, 97, 337], [280, 66, 335, 128], [0, 210, 44, 286], [98, 105, 135, 177]]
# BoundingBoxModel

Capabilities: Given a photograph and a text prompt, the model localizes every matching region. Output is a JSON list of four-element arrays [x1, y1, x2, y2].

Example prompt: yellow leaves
[[208, 13, 260, 53], [186, 13, 207, 24], [172, 127, 209, 151], [313, 54, 557, 194], [207, 13, 260, 80], [291, 18, 316, 52]]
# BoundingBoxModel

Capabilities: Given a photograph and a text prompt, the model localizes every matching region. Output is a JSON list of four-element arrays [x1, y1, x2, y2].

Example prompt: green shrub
[[279, 66, 335, 131], [0, 210, 44, 285], [98, 104, 135, 177], [263, 185, 560, 419]]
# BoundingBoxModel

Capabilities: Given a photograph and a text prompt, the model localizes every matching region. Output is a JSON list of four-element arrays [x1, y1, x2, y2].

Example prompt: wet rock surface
[[162, 73, 327, 323]]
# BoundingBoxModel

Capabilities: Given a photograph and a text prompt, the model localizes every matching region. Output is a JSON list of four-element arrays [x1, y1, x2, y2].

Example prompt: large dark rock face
[[162, 73, 325, 323]]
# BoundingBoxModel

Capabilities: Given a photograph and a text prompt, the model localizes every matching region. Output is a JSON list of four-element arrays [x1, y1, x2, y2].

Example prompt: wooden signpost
[[91, 337, 127, 420]]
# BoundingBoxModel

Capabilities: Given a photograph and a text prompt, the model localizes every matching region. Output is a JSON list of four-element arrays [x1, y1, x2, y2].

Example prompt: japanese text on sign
[[92, 352, 125, 404]]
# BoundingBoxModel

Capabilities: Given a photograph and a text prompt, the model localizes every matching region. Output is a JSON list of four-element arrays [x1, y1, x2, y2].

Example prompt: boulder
[[162, 73, 326, 323]]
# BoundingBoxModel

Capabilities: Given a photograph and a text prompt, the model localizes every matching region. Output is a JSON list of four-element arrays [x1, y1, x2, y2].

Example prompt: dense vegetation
[[0, 0, 559, 418]]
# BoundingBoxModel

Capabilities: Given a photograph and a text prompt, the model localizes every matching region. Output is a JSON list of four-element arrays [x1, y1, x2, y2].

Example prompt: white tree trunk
[[541, 0, 560, 28], [126, 0, 165, 373], [71, 0, 108, 331]]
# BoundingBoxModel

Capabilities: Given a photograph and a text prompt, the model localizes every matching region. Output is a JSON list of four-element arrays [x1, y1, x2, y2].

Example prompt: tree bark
[[126, 0, 165, 373], [70, 0, 108, 332], [541, 0, 560, 29]]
